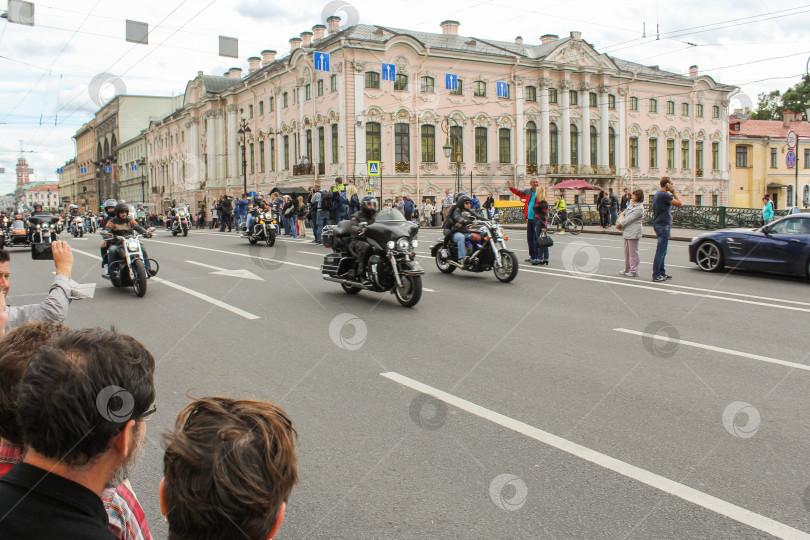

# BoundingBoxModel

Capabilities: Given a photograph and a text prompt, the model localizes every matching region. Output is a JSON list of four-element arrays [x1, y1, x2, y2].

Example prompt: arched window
[[803, 185, 810, 206], [366, 122, 381, 161], [365, 72, 380, 89], [420, 76, 434, 93], [787, 185, 795, 207], [394, 74, 408, 91], [549, 123, 558, 165], [475, 127, 487, 163], [570, 124, 579, 164], [526, 121, 537, 166], [103, 139, 109, 157], [499, 128, 511, 164], [608, 127, 616, 168], [589, 126, 598, 167], [449, 125, 463, 161]]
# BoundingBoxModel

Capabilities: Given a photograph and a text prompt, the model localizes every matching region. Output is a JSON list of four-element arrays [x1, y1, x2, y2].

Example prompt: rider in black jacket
[[103, 202, 152, 277], [348, 196, 378, 283]]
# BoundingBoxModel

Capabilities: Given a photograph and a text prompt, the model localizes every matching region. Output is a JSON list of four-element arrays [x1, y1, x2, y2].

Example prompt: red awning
[[551, 179, 601, 190]]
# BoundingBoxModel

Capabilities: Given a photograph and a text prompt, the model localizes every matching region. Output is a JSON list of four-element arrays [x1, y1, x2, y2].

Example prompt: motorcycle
[[101, 228, 158, 297], [171, 209, 189, 237], [242, 209, 278, 246], [28, 214, 59, 244], [320, 209, 424, 308], [71, 216, 85, 237], [430, 215, 519, 283], [5, 219, 29, 248], [86, 215, 97, 233]]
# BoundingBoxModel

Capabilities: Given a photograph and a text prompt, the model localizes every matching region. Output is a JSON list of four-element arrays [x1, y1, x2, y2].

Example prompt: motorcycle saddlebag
[[322, 228, 335, 248], [321, 253, 342, 276]]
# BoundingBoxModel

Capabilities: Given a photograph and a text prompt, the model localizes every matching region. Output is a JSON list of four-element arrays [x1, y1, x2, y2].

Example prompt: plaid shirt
[[0, 440, 150, 540], [442, 193, 454, 210]]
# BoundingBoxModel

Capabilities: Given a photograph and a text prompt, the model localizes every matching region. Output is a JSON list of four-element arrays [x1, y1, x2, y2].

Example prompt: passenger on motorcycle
[[103, 203, 152, 275], [348, 195, 378, 284]]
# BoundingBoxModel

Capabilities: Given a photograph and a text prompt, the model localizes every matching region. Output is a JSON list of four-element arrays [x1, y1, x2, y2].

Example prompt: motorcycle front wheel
[[434, 249, 456, 273], [183, 227, 188, 237], [493, 250, 518, 283], [266, 230, 276, 247], [132, 259, 148, 297], [394, 275, 422, 307], [172, 230, 177, 236]]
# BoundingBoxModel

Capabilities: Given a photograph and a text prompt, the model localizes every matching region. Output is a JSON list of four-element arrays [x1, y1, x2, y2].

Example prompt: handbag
[[537, 231, 554, 248]]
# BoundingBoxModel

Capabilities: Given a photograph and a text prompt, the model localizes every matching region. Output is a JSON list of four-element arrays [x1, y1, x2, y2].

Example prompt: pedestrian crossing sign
[[367, 161, 380, 176]]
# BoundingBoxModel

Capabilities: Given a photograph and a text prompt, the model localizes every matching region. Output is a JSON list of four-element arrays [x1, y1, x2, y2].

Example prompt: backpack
[[319, 191, 333, 212], [332, 188, 347, 211]]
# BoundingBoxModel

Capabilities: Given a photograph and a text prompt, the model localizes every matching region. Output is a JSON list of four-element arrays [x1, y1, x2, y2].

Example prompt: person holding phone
[[652, 177, 683, 282], [0, 241, 75, 331]]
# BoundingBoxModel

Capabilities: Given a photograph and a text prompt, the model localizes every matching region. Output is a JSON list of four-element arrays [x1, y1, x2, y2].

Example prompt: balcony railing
[[696, 168, 704, 177], [293, 163, 313, 176], [526, 163, 538, 175], [395, 161, 410, 173]]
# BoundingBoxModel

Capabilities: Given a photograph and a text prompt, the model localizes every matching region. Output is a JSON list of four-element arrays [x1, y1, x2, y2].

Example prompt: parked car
[[689, 213, 810, 278]]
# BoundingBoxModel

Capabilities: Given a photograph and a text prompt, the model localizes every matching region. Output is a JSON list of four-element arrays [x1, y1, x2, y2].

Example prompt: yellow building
[[728, 112, 810, 210]]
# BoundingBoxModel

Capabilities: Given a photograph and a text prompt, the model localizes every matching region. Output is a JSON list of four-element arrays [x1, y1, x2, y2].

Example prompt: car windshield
[[770, 218, 810, 235]]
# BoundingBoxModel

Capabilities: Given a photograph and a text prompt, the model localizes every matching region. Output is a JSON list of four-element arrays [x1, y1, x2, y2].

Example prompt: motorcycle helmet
[[453, 192, 468, 203], [104, 199, 117, 213], [15, 214, 22, 220], [33, 203, 42, 211], [114, 202, 129, 218], [171, 198, 177, 206], [456, 195, 472, 207], [359, 195, 378, 215]]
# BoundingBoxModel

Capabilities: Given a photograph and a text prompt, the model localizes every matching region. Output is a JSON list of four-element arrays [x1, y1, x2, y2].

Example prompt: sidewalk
[[421, 224, 700, 242]]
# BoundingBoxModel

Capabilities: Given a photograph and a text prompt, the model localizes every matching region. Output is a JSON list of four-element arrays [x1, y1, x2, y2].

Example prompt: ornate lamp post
[[441, 117, 462, 194], [237, 118, 251, 196]]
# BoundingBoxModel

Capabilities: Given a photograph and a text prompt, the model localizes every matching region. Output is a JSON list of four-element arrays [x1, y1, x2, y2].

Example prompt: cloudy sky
[[1, 0, 808, 194]]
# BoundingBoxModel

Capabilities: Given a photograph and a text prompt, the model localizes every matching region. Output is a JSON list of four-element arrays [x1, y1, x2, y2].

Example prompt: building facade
[[144, 18, 735, 209], [21, 184, 59, 211], [73, 120, 97, 210], [728, 111, 810, 210], [57, 158, 78, 207], [116, 133, 148, 204]]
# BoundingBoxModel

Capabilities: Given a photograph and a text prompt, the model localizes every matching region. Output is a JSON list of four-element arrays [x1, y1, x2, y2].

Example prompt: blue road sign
[[105, 166, 112, 173], [248, 191, 257, 197], [445, 73, 458, 91], [382, 63, 395, 81], [367, 161, 380, 176], [56, 168, 63, 174], [314, 52, 330, 72], [131, 164, 138, 171], [786, 149, 796, 168], [497, 81, 509, 98]]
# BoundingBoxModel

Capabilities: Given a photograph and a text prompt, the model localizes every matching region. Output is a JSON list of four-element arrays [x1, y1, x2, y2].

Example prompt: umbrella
[[552, 179, 601, 190]]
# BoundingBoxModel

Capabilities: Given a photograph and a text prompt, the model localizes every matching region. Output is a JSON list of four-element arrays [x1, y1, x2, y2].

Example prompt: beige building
[[57, 159, 78, 207], [73, 120, 97, 210], [117, 133, 148, 204], [728, 111, 810, 210]]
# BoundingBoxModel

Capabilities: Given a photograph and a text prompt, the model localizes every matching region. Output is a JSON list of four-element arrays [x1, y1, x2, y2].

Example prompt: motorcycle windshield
[[365, 220, 419, 245]]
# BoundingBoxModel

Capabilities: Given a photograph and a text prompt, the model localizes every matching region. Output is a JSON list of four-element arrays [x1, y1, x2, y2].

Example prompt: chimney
[[515, 36, 523, 45], [540, 34, 558, 44], [440, 20, 460, 35], [312, 24, 326, 42], [689, 65, 698, 78], [227, 67, 243, 79], [248, 57, 261, 73], [327, 15, 341, 34], [570, 31, 582, 40], [290, 37, 302, 51], [300, 31, 313, 48], [197, 71, 203, 77], [261, 49, 277, 66], [783, 110, 798, 128]]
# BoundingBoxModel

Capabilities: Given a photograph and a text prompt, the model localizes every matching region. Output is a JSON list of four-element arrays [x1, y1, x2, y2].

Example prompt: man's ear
[[266, 501, 286, 540], [112, 419, 137, 457]]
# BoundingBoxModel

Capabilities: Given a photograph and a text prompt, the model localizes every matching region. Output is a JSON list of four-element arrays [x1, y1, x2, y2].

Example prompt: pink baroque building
[[147, 17, 736, 209]]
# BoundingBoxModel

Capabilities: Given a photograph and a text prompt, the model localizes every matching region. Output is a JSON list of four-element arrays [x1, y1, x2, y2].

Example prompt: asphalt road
[[6, 225, 810, 539]]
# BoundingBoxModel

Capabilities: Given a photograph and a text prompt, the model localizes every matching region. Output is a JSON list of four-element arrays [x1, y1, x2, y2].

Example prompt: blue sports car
[[689, 213, 810, 278]]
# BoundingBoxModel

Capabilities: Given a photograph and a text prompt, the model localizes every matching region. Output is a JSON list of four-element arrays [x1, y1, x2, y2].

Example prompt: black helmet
[[359, 195, 378, 215], [171, 198, 177, 205], [104, 199, 117, 212], [453, 192, 468, 203], [114, 202, 129, 217], [456, 195, 472, 207], [33, 203, 42, 210]]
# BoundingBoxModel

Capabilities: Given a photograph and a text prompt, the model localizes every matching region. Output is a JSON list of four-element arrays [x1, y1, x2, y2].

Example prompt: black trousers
[[351, 241, 372, 275]]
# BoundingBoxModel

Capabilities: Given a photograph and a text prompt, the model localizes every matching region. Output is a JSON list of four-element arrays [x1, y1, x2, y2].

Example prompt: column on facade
[[560, 81, 571, 169], [515, 82, 524, 176], [539, 80, 550, 167], [206, 114, 216, 189], [580, 85, 590, 169], [599, 85, 610, 171], [188, 118, 200, 189], [618, 88, 627, 176], [225, 105, 238, 186], [354, 65, 366, 175], [215, 111, 226, 188]]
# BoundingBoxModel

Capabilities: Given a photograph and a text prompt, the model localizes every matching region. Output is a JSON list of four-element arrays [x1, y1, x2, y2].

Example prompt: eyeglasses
[[137, 404, 157, 422]]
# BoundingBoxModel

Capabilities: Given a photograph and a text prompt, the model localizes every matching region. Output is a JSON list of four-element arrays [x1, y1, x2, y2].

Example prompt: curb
[[500, 224, 694, 242]]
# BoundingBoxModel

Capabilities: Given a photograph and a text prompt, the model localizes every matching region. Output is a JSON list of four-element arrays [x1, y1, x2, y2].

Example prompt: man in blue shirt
[[652, 177, 683, 282], [507, 179, 540, 263]]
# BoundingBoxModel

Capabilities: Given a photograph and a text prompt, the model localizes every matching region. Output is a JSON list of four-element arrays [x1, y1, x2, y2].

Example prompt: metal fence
[[500, 203, 791, 230]]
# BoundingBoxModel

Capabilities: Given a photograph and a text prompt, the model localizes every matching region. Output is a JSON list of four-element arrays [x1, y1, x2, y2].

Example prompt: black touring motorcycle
[[320, 209, 424, 307]]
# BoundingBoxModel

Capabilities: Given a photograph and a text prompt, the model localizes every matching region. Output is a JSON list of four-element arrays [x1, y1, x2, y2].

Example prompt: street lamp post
[[441, 117, 463, 194], [138, 158, 146, 203], [237, 118, 251, 196]]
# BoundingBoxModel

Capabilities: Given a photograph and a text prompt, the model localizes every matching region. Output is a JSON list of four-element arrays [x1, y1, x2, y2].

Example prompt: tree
[[781, 74, 810, 119], [750, 90, 781, 120]]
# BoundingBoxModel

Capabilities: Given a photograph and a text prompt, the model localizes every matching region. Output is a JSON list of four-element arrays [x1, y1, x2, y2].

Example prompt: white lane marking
[[381, 371, 810, 540], [71, 249, 259, 319], [68, 237, 88, 241], [514, 265, 810, 314], [614, 328, 810, 373], [185, 260, 263, 280], [150, 277, 259, 320], [149, 239, 322, 270]]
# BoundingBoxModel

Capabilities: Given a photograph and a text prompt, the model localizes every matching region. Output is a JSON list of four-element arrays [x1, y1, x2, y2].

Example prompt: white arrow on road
[[186, 260, 264, 280]]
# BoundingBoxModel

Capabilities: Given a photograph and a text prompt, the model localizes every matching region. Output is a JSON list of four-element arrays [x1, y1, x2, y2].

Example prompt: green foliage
[[750, 75, 810, 120], [781, 74, 810, 119], [750, 90, 781, 120]]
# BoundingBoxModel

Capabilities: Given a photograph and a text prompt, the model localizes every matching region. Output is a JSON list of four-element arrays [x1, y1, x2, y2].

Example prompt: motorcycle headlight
[[387, 241, 396, 250], [396, 238, 410, 251], [411, 239, 419, 248], [127, 240, 140, 252]]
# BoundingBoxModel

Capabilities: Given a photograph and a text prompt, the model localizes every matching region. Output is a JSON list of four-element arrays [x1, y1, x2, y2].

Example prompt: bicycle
[[547, 209, 583, 235]]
